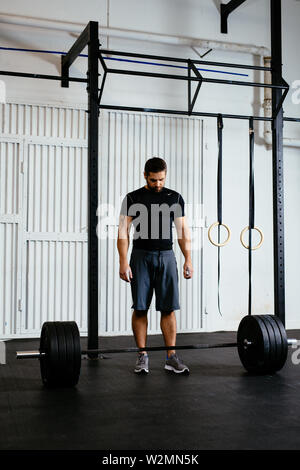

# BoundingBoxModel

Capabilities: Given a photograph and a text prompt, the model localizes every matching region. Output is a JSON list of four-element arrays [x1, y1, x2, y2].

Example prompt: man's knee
[[161, 309, 174, 316], [134, 309, 148, 318]]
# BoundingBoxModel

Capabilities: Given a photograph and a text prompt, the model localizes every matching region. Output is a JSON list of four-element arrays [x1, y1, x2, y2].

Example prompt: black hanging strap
[[248, 117, 255, 315], [217, 114, 224, 226], [217, 114, 224, 316]]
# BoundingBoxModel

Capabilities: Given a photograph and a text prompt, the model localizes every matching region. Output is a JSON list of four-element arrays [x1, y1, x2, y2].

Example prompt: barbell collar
[[288, 339, 298, 346], [243, 338, 297, 348], [16, 351, 45, 359]]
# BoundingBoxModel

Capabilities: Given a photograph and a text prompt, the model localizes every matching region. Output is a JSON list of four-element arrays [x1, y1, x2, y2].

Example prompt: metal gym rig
[[2, 0, 300, 386]]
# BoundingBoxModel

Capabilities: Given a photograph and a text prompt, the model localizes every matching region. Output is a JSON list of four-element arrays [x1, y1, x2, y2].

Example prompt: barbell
[[16, 315, 297, 387]]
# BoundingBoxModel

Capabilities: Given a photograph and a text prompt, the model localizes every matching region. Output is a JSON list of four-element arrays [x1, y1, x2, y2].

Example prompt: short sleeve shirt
[[120, 186, 185, 250]]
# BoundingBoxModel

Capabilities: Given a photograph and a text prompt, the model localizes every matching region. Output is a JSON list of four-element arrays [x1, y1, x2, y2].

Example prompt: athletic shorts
[[129, 248, 180, 312]]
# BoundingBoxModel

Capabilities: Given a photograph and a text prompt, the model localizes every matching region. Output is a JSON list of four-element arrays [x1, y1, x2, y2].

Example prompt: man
[[117, 157, 193, 374]]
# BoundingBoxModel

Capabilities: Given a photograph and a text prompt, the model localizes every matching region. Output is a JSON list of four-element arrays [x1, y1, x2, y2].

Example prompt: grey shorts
[[129, 248, 180, 312]]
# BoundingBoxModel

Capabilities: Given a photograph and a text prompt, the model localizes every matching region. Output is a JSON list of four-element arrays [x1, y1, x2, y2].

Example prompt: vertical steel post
[[61, 21, 100, 356], [271, 0, 285, 324], [87, 22, 100, 357]]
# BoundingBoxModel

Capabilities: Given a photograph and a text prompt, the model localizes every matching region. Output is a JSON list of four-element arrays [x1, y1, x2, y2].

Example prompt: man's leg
[[160, 310, 176, 358], [161, 310, 189, 374], [132, 309, 148, 354]]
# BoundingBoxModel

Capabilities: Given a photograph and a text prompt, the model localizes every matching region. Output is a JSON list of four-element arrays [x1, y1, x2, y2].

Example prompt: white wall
[[0, 0, 300, 333]]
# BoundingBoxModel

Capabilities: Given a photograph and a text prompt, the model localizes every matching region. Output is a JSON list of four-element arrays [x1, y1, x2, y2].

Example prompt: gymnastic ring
[[208, 221, 231, 247], [240, 226, 264, 250]]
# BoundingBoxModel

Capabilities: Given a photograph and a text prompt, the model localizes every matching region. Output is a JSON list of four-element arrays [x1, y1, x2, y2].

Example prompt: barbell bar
[[16, 342, 240, 359], [15, 315, 299, 387], [16, 338, 298, 359]]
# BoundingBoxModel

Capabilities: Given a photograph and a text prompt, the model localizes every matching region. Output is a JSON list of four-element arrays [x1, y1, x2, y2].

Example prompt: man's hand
[[183, 260, 193, 279], [119, 261, 133, 283]]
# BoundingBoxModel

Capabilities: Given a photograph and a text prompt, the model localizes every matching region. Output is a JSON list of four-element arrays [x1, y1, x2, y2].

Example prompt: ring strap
[[217, 114, 224, 317], [217, 114, 223, 226], [248, 117, 254, 315]]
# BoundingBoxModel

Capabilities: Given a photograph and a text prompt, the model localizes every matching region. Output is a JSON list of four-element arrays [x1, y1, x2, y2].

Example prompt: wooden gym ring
[[240, 226, 264, 250], [208, 221, 231, 247]]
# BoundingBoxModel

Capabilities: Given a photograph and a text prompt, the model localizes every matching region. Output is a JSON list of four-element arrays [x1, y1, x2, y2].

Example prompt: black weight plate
[[69, 322, 81, 385], [271, 315, 288, 371], [237, 315, 270, 374], [62, 323, 76, 379], [54, 322, 68, 384], [263, 315, 283, 370], [40, 322, 59, 386], [39, 321, 81, 387], [62, 322, 81, 386], [47, 322, 61, 385], [39, 323, 50, 385], [257, 315, 278, 373], [263, 315, 285, 371], [251, 315, 271, 373]]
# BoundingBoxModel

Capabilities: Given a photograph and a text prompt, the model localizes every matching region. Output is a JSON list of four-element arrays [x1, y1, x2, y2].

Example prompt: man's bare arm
[[174, 216, 193, 279], [117, 215, 133, 282]]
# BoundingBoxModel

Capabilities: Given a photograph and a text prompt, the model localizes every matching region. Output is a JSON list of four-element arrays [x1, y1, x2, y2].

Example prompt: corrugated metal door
[[99, 111, 204, 335], [0, 137, 23, 337], [21, 139, 89, 335], [1, 102, 89, 338]]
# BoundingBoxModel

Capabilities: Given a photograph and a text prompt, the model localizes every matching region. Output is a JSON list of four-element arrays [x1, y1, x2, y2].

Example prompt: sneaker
[[165, 353, 189, 374], [134, 353, 149, 374]]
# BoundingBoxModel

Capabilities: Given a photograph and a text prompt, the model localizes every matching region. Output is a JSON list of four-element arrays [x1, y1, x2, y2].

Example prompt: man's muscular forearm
[[117, 237, 130, 261], [177, 237, 191, 261], [176, 220, 193, 279], [117, 214, 133, 282]]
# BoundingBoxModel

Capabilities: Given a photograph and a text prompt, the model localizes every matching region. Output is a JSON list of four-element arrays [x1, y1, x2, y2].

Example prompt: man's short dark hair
[[144, 157, 167, 175]]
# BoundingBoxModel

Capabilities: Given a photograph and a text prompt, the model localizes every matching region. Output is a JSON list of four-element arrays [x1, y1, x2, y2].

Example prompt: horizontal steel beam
[[99, 104, 273, 121], [61, 22, 89, 83], [99, 104, 298, 123], [106, 67, 287, 89], [0, 70, 87, 82], [99, 49, 271, 71], [283, 117, 300, 123], [61, 21, 98, 88]]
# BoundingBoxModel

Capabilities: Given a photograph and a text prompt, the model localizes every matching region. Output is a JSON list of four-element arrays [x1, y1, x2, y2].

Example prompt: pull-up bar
[[98, 104, 300, 123], [99, 49, 272, 72], [98, 50, 282, 92], [0, 45, 248, 77], [96, 48, 289, 117]]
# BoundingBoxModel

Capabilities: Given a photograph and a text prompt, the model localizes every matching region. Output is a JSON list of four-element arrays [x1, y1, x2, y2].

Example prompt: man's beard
[[146, 183, 162, 192]]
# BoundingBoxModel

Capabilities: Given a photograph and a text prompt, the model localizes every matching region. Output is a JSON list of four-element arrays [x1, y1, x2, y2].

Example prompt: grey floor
[[1, 330, 300, 450]]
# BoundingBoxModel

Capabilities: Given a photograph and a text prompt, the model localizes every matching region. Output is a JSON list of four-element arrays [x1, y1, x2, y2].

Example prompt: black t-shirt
[[120, 186, 185, 250]]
